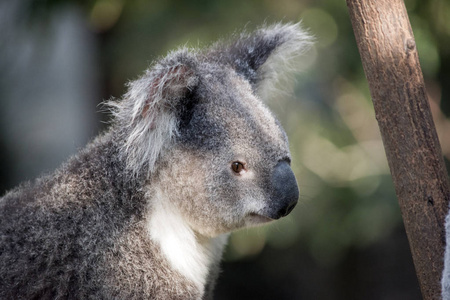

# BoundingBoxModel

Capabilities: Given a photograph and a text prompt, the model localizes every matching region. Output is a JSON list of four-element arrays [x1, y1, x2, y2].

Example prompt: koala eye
[[231, 161, 246, 175]]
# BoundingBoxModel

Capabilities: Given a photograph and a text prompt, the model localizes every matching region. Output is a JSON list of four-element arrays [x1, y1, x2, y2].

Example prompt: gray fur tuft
[[106, 49, 199, 177], [254, 22, 314, 100], [211, 22, 314, 101]]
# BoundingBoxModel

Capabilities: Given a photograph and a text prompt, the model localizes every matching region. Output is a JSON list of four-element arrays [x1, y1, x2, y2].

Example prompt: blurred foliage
[[12, 0, 450, 296]]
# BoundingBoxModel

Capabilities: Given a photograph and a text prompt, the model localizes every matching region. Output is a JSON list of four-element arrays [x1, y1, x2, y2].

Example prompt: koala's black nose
[[270, 161, 299, 219]]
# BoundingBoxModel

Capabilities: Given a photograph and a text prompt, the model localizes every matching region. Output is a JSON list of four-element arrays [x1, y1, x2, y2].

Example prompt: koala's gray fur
[[0, 23, 312, 299], [443, 214, 450, 299]]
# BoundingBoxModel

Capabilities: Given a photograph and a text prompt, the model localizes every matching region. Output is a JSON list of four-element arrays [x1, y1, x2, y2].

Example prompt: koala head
[[109, 23, 313, 237]]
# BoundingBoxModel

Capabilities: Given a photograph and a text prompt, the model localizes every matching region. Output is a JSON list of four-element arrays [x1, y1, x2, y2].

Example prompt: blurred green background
[[1, 0, 450, 299]]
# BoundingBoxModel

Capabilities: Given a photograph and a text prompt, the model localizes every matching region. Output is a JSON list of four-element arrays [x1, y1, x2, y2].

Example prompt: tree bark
[[346, 0, 450, 299]]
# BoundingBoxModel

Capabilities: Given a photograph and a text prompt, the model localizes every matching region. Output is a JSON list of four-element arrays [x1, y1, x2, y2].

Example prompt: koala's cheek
[[183, 182, 250, 235], [158, 161, 229, 235], [207, 186, 264, 230]]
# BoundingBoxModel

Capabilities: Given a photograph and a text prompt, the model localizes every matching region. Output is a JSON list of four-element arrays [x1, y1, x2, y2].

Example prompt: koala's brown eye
[[231, 161, 245, 174]]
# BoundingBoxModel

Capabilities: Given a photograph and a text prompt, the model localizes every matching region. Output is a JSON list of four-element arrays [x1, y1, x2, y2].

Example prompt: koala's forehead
[[178, 69, 289, 160]]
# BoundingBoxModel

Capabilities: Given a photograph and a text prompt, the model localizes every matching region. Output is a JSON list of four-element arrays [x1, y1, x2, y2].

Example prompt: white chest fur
[[146, 197, 229, 293]]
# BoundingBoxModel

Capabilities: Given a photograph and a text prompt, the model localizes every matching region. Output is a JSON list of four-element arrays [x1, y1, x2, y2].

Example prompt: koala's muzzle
[[269, 161, 299, 219]]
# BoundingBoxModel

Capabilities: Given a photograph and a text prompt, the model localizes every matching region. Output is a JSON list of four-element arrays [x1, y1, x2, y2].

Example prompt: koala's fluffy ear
[[108, 50, 198, 177], [216, 22, 314, 100]]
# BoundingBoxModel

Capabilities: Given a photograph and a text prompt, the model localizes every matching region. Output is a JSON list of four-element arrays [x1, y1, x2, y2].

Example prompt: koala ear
[[217, 22, 314, 99], [108, 50, 198, 177]]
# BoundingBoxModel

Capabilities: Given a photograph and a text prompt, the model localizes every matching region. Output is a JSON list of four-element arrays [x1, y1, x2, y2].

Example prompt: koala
[[0, 23, 312, 299], [443, 215, 450, 299]]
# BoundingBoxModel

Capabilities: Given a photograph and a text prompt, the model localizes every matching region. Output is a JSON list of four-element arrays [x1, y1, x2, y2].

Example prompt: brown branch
[[346, 0, 450, 299]]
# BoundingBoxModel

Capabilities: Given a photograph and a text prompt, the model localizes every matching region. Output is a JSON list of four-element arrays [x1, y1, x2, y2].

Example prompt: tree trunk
[[346, 0, 450, 299]]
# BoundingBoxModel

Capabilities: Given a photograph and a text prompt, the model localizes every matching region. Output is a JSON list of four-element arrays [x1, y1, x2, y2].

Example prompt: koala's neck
[[146, 194, 229, 294]]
